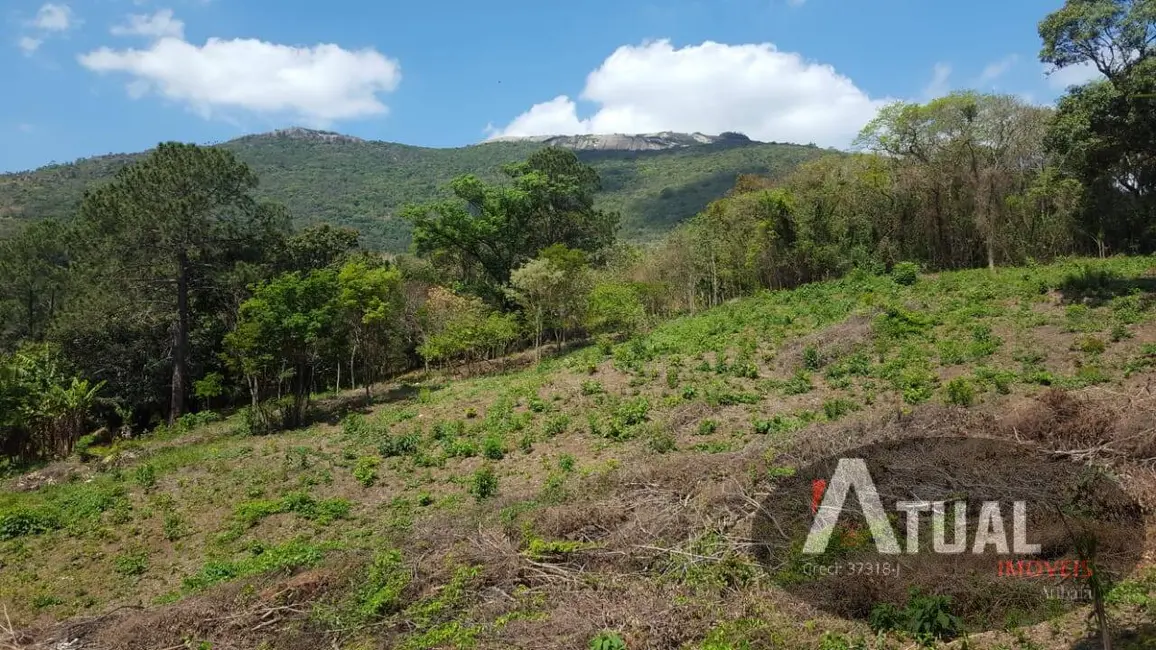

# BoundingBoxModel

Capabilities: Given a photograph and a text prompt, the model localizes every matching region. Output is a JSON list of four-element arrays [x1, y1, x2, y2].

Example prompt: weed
[[782, 370, 813, 395], [822, 398, 858, 420], [134, 464, 158, 491], [803, 345, 823, 371], [589, 630, 627, 650], [1076, 336, 1106, 355], [182, 539, 337, 593], [580, 380, 605, 396], [558, 454, 576, 472], [353, 455, 381, 487], [379, 431, 421, 458], [543, 414, 570, 438], [646, 427, 677, 454], [696, 419, 718, 436], [114, 550, 149, 576]]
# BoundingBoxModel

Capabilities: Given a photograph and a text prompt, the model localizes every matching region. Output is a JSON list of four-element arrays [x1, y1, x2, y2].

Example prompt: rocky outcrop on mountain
[[490, 131, 755, 151]]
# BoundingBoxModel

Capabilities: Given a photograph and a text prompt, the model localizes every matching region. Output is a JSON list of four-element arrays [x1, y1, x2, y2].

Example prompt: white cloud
[[1044, 61, 1104, 89], [111, 9, 184, 40], [977, 54, 1017, 85], [488, 39, 888, 148], [33, 4, 75, 31], [18, 36, 43, 55], [922, 62, 952, 99], [78, 36, 402, 125]]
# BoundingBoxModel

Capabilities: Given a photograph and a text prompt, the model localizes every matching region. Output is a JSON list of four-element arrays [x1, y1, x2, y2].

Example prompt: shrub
[[353, 455, 381, 487], [783, 370, 813, 395], [543, 414, 570, 438], [580, 380, 605, 396], [891, 261, 919, 286], [134, 464, 158, 491], [696, 419, 718, 436], [558, 454, 576, 472], [354, 549, 411, 619], [803, 345, 823, 371], [944, 378, 976, 406], [469, 466, 498, 501], [822, 398, 858, 420], [379, 431, 421, 458], [646, 428, 677, 454], [1077, 336, 1107, 355], [482, 435, 506, 460], [114, 550, 149, 576]]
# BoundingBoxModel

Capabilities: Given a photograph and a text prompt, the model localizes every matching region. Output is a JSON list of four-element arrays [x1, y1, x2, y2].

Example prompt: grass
[[4, 256, 1156, 648]]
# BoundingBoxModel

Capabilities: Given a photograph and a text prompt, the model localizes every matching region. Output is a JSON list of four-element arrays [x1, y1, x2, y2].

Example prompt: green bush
[[696, 419, 718, 436], [482, 435, 506, 460], [891, 261, 920, 286], [944, 378, 976, 406], [469, 466, 498, 501], [353, 455, 381, 487]]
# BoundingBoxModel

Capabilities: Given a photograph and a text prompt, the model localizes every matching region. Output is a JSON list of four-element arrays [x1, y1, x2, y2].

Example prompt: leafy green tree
[[1040, 1, 1156, 252], [225, 269, 340, 429], [277, 223, 362, 273], [1039, 0, 1155, 81], [403, 148, 618, 304], [337, 257, 405, 394], [584, 281, 646, 337], [507, 245, 591, 355], [75, 142, 287, 423], [416, 287, 519, 368]]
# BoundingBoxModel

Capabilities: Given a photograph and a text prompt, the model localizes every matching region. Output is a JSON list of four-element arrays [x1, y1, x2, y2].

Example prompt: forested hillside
[[0, 130, 827, 249]]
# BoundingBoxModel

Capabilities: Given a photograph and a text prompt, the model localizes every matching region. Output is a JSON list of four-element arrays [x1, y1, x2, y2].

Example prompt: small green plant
[[114, 550, 149, 576], [646, 428, 677, 454], [696, 419, 718, 436], [134, 464, 158, 491], [589, 630, 627, 650], [1077, 336, 1107, 355], [379, 431, 421, 458], [543, 414, 570, 438], [354, 549, 411, 619], [945, 377, 976, 407], [891, 261, 920, 286], [783, 369, 813, 395], [803, 345, 823, 371], [528, 396, 548, 413], [469, 466, 498, 501], [482, 435, 506, 460], [163, 512, 188, 541], [558, 454, 576, 472], [353, 455, 381, 487], [580, 380, 605, 396], [822, 398, 858, 420]]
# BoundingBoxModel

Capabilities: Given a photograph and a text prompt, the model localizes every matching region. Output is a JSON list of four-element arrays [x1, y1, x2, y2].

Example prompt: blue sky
[[2, 0, 1098, 172]]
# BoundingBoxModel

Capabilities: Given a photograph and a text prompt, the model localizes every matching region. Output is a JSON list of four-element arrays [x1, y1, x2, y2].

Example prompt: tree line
[[0, 0, 1152, 463]]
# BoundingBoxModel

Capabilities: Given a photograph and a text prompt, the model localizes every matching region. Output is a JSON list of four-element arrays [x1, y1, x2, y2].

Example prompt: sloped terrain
[[3, 257, 1156, 649], [0, 130, 828, 250]]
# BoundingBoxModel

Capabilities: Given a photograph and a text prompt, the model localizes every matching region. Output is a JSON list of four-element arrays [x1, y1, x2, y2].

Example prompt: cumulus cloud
[[488, 39, 888, 147], [33, 4, 75, 31], [111, 9, 184, 39], [78, 34, 402, 125], [977, 54, 1017, 85]]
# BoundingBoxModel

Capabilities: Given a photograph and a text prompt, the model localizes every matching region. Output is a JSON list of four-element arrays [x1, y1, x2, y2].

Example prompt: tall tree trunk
[[169, 251, 190, 425]]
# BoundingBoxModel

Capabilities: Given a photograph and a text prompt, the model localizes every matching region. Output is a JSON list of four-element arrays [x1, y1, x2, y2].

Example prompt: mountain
[[0, 128, 831, 251]]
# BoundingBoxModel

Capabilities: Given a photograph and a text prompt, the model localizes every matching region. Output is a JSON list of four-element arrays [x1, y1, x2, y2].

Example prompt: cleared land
[[3, 257, 1155, 649]]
